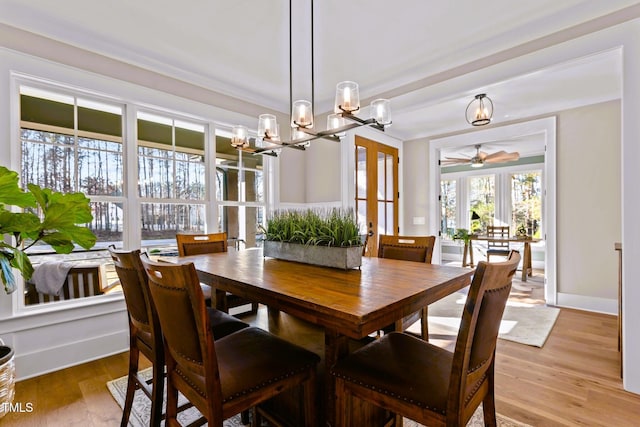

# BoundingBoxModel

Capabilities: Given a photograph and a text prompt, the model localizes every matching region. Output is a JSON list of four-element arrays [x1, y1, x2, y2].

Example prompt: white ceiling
[[0, 0, 632, 154]]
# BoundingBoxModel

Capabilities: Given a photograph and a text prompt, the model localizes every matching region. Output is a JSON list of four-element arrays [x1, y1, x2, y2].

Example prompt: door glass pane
[[356, 146, 367, 199], [440, 179, 457, 239], [244, 169, 264, 202], [386, 202, 394, 235], [377, 201, 385, 236], [511, 171, 542, 237], [377, 152, 385, 199], [469, 175, 495, 231], [357, 200, 367, 234], [385, 154, 394, 200]]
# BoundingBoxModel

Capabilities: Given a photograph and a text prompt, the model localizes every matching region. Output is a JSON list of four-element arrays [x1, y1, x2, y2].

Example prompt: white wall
[[556, 101, 621, 309]]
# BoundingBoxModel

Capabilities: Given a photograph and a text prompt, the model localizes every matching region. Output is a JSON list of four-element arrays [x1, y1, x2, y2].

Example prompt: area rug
[[108, 368, 531, 426], [413, 291, 560, 347]]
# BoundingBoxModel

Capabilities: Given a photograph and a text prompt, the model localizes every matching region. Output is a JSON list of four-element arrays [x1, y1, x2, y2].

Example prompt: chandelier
[[230, 0, 391, 156], [465, 93, 493, 126]]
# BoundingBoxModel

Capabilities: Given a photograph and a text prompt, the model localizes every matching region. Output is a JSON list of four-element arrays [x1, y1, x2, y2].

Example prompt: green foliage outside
[[263, 208, 361, 247], [0, 166, 97, 294]]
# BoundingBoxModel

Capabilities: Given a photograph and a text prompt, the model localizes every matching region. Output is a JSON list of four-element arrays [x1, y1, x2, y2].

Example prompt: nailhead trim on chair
[[332, 372, 445, 414]]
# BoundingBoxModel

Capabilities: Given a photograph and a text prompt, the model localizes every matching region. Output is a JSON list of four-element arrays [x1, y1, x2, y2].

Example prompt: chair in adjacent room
[[140, 255, 320, 427], [331, 251, 520, 427], [24, 264, 104, 305], [377, 234, 436, 340], [486, 225, 511, 262], [176, 232, 259, 315], [108, 248, 249, 427]]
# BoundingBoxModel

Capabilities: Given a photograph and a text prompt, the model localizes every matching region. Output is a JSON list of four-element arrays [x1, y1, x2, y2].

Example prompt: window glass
[[468, 175, 495, 231], [440, 179, 456, 239], [511, 171, 542, 237]]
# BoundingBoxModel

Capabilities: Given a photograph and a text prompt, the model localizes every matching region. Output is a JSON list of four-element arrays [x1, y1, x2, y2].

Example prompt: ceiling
[[0, 0, 633, 155]]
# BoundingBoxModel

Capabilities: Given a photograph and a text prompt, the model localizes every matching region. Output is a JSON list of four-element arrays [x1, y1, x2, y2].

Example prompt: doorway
[[355, 136, 399, 256], [429, 117, 557, 305]]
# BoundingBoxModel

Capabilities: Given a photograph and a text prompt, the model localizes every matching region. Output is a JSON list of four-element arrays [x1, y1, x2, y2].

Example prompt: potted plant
[[452, 228, 473, 267], [0, 166, 97, 295], [262, 208, 362, 269]]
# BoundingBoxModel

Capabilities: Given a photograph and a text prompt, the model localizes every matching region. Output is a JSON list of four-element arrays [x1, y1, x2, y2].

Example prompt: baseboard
[[15, 329, 129, 381], [556, 292, 617, 315]]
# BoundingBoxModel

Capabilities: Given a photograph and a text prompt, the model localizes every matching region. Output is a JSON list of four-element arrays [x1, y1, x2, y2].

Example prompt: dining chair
[[176, 232, 259, 315], [331, 250, 520, 427], [140, 255, 320, 427], [377, 234, 436, 340], [486, 225, 510, 262], [109, 247, 249, 427]]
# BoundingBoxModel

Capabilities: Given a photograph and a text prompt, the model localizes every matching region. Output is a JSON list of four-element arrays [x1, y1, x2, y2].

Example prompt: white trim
[[556, 293, 617, 316]]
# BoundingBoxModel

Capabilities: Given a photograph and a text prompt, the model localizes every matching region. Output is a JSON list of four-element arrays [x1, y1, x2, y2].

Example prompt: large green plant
[[0, 166, 96, 294], [263, 208, 361, 247]]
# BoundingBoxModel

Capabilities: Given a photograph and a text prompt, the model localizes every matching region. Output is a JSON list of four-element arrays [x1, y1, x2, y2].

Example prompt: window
[[16, 78, 272, 308], [511, 171, 542, 237], [468, 174, 496, 232], [440, 179, 457, 239], [215, 131, 266, 248], [137, 111, 207, 249], [440, 165, 543, 239]]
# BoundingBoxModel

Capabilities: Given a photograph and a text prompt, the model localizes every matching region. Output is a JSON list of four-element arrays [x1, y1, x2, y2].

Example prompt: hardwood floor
[[2, 302, 639, 426]]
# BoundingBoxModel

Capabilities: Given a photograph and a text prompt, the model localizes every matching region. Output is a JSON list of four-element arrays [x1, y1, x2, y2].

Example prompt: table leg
[[521, 242, 531, 282], [462, 242, 468, 267], [469, 240, 474, 268]]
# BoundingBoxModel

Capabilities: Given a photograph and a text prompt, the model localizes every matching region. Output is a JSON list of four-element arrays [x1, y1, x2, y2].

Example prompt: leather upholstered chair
[[109, 248, 249, 427], [377, 234, 436, 340], [176, 232, 259, 315], [140, 254, 320, 427], [331, 251, 520, 427]]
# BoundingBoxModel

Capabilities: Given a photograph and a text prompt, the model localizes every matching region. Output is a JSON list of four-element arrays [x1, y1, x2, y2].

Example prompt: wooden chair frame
[[176, 232, 258, 315], [486, 225, 510, 262], [377, 235, 436, 340], [332, 251, 521, 427]]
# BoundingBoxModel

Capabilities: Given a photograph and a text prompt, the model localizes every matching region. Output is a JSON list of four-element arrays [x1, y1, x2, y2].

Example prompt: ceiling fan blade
[[478, 151, 489, 161], [484, 151, 520, 163], [441, 158, 471, 165]]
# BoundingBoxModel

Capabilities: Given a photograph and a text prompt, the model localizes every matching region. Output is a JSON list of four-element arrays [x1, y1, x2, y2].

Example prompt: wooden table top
[[174, 248, 474, 340]]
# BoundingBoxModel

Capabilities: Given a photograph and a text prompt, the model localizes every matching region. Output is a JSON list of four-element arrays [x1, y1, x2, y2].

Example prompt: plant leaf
[[0, 166, 36, 208]]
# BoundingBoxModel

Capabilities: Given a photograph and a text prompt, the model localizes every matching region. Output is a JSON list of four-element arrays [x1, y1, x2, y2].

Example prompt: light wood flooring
[[2, 278, 639, 426]]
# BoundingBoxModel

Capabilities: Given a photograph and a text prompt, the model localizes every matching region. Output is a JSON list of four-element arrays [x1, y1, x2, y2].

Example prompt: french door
[[355, 136, 399, 256]]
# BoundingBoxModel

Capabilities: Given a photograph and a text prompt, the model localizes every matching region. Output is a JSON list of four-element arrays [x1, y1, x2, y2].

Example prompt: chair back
[[25, 265, 103, 305], [108, 248, 160, 351], [176, 232, 227, 256], [448, 250, 520, 423], [377, 235, 436, 263], [486, 225, 510, 254], [140, 255, 223, 413]]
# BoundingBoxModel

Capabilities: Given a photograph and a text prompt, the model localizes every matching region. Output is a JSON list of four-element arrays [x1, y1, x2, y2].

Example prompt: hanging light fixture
[[231, 0, 391, 156], [465, 93, 493, 126]]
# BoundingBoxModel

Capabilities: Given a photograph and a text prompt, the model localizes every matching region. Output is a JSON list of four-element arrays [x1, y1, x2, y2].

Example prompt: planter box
[[263, 241, 362, 270]]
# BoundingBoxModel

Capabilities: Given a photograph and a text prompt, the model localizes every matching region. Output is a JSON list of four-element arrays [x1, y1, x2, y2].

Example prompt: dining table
[[168, 248, 474, 426]]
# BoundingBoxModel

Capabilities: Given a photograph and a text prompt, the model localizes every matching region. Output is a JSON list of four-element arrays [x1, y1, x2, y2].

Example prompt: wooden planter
[[263, 241, 362, 270]]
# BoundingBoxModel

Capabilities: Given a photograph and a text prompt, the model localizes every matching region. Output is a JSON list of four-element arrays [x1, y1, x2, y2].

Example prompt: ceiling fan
[[441, 144, 519, 168]]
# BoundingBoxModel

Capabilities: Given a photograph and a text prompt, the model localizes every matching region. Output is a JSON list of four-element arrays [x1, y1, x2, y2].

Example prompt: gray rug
[[108, 368, 530, 426], [408, 291, 560, 347]]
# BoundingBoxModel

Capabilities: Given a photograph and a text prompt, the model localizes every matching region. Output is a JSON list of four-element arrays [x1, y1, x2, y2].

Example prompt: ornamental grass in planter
[[262, 208, 362, 269]]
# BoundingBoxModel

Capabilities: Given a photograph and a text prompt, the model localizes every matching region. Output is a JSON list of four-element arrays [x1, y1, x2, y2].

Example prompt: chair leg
[[334, 377, 348, 427], [303, 371, 317, 427], [120, 344, 139, 427], [165, 374, 179, 427], [149, 357, 164, 427], [482, 363, 498, 427], [240, 409, 250, 425], [251, 302, 259, 314]]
